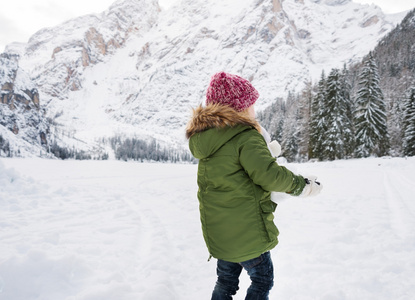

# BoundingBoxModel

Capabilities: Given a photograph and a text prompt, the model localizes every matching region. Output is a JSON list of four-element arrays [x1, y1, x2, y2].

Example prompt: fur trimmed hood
[[185, 104, 261, 139]]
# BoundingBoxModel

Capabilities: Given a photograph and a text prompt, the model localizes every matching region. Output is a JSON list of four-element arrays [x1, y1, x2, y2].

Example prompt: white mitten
[[300, 176, 322, 197], [269, 140, 281, 157]]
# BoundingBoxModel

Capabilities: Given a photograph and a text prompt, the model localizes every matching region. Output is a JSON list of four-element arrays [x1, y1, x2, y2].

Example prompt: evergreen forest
[[258, 9, 415, 162]]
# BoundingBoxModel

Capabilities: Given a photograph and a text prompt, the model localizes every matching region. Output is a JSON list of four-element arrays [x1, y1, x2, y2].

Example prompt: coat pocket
[[260, 200, 279, 242]]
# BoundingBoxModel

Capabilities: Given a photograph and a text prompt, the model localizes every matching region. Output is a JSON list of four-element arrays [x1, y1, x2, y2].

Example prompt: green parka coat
[[186, 104, 305, 263]]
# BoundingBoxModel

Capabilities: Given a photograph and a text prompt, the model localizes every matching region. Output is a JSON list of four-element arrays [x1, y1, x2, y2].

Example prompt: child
[[186, 72, 322, 299]]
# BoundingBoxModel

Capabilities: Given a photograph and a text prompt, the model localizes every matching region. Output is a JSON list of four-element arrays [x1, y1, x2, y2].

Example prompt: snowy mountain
[[0, 0, 408, 157]]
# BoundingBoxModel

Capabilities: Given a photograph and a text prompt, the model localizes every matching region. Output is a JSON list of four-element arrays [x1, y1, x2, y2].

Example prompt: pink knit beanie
[[206, 72, 259, 111]]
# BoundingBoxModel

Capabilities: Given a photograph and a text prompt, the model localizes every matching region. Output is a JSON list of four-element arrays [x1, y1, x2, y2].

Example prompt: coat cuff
[[286, 175, 306, 196]]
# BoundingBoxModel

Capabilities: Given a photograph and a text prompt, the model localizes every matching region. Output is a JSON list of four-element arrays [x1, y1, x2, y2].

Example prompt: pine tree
[[270, 98, 285, 143], [354, 53, 389, 157], [297, 81, 314, 160], [281, 92, 299, 161], [256, 97, 285, 143], [309, 71, 327, 160], [403, 87, 415, 156], [387, 93, 405, 156], [322, 68, 354, 160], [340, 65, 355, 158]]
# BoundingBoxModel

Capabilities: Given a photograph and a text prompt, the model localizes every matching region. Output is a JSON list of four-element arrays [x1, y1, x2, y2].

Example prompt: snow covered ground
[[1, 157, 414, 300]]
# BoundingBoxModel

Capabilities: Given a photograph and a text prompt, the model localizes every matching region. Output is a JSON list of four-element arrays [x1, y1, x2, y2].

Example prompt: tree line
[[107, 136, 196, 163], [258, 53, 415, 162]]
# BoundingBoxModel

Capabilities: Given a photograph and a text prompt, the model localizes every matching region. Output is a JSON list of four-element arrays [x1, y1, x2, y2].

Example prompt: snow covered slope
[[0, 0, 408, 155], [1, 157, 415, 299]]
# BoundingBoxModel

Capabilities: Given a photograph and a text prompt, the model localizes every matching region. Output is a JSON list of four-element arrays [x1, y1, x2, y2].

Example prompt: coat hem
[[211, 242, 278, 263]]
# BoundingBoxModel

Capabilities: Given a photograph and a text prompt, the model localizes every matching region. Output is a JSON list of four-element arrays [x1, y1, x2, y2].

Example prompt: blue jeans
[[211, 252, 274, 300]]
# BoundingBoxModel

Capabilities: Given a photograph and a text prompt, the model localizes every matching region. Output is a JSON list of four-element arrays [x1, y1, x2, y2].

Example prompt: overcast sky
[[1, 0, 414, 52]]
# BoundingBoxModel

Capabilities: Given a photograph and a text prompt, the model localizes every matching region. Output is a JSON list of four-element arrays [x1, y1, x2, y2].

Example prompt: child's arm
[[260, 126, 322, 197], [239, 131, 305, 195], [239, 130, 322, 197]]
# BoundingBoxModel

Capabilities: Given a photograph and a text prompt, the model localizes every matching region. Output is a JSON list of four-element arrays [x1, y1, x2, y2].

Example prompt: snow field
[[0, 159, 206, 299], [0, 157, 415, 299], [273, 158, 415, 300]]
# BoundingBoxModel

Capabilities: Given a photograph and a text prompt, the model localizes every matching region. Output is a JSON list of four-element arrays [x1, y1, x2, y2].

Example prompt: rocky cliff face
[[0, 53, 48, 155], [1, 54, 39, 111], [0, 0, 407, 157]]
